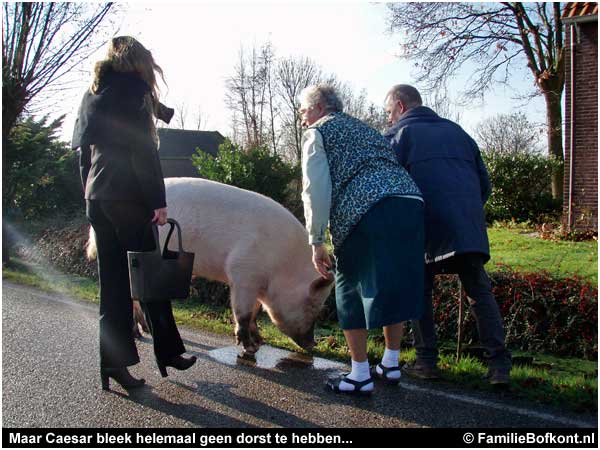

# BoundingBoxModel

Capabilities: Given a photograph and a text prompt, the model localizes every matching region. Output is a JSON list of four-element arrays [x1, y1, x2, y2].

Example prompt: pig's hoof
[[243, 342, 260, 354], [237, 350, 257, 363]]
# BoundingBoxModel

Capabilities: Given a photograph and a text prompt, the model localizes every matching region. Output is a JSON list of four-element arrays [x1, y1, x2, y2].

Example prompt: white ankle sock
[[339, 359, 373, 392], [381, 348, 400, 368], [377, 348, 401, 379]]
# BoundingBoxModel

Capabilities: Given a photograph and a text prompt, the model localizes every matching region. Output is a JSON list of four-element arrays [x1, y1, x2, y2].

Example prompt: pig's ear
[[309, 275, 334, 297]]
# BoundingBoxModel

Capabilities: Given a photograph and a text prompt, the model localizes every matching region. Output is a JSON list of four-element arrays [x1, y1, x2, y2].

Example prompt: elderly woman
[[299, 85, 424, 395]]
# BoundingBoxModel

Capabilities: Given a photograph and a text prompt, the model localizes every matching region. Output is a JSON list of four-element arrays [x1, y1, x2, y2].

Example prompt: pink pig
[[162, 177, 334, 354]]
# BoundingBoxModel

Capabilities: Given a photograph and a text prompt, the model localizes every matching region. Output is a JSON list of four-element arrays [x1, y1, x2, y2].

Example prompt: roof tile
[[562, 2, 598, 19]]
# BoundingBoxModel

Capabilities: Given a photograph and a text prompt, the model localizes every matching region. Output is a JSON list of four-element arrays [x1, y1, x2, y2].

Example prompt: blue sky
[[60, 1, 547, 141]]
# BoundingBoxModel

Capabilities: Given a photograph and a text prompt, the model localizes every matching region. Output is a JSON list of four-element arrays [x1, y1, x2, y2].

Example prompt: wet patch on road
[[208, 345, 346, 371]]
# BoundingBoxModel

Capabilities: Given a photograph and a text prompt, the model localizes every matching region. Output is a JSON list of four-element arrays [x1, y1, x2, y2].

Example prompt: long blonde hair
[[91, 36, 165, 137]]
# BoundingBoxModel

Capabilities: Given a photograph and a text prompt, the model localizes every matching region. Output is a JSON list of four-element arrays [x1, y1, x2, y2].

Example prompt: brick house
[[157, 128, 225, 178], [562, 2, 598, 231]]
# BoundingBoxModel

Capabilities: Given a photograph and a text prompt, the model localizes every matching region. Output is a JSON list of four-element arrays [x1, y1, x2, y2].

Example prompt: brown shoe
[[485, 368, 510, 386], [402, 362, 441, 380]]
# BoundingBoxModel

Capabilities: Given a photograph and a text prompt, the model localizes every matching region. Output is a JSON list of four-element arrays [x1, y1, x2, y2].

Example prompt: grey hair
[[386, 84, 423, 109], [299, 84, 344, 113]]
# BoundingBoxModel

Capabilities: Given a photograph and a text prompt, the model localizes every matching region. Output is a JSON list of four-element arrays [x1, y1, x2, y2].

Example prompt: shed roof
[[157, 128, 225, 158]]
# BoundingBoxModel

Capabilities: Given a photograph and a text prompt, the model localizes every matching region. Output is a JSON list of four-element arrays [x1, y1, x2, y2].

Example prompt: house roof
[[562, 2, 598, 20], [157, 128, 225, 158]]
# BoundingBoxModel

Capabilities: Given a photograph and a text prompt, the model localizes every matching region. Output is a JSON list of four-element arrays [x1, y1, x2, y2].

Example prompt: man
[[383, 84, 512, 385]]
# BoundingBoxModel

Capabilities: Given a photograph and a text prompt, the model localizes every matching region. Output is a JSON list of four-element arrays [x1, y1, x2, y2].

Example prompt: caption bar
[[3, 428, 598, 448], [4, 430, 352, 448]]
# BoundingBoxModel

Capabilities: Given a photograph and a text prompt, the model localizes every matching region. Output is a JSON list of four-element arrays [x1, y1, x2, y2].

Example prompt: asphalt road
[[2, 281, 596, 428]]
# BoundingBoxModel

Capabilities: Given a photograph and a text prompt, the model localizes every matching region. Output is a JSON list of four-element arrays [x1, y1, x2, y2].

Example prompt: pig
[[87, 177, 335, 354], [162, 177, 334, 354]]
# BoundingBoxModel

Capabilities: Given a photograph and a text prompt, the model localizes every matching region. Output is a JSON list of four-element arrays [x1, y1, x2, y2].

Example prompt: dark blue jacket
[[384, 106, 491, 263]]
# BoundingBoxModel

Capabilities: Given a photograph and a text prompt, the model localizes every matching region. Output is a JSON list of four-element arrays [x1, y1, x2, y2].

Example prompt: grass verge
[[488, 225, 598, 284], [3, 258, 597, 414]]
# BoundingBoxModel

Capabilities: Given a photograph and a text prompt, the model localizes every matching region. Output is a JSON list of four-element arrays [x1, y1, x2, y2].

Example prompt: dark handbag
[[127, 218, 195, 303]]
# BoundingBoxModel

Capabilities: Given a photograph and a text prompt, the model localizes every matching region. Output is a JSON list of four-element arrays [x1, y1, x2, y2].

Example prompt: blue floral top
[[303, 112, 422, 252]]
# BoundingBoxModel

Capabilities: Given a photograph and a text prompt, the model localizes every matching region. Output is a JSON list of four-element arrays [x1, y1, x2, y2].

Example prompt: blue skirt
[[335, 197, 424, 330]]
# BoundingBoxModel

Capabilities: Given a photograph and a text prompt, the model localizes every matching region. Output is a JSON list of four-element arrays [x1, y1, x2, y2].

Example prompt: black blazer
[[72, 69, 169, 210]]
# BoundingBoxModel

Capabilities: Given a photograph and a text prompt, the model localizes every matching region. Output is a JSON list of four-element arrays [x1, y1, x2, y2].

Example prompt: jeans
[[411, 253, 512, 370]]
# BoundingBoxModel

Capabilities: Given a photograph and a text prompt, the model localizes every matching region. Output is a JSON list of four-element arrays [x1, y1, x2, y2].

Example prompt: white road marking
[[4, 282, 596, 428], [398, 381, 595, 428]]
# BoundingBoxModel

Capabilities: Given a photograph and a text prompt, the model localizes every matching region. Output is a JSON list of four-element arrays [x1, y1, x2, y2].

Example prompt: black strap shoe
[[370, 363, 402, 385], [325, 373, 374, 396]]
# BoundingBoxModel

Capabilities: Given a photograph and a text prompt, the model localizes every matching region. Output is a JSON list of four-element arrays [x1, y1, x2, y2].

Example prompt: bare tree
[[276, 56, 322, 161], [172, 100, 188, 129], [475, 112, 544, 155], [333, 81, 369, 118], [361, 103, 389, 133], [2, 2, 117, 143], [226, 45, 395, 161], [225, 48, 251, 145], [423, 85, 463, 124], [225, 43, 275, 150], [327, 78, 389, 132], [261, 42, 280, 154], [193, 105, 209, 131], [387, 2, 565, 198], [2, 2, 117, 264], [168, 100, 210, 131], [247, 44, 265, 148]]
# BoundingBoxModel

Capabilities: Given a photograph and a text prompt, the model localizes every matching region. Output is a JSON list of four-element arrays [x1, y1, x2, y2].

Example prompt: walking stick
[[456, 278, 464, 363]]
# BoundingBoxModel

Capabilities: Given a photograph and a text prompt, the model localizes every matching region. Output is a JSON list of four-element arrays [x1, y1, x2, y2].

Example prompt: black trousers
[[86, 200, 186, 369], [412, 253, 512, 370]]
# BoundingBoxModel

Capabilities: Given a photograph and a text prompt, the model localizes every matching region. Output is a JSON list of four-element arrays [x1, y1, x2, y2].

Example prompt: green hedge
[[191, 139, 302, 219], [3, 115, 83, 221], [482, 151, 562, 223], [191, 268, 597, 360]]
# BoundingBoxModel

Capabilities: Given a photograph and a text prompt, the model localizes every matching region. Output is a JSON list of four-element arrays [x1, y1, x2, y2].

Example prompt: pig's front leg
[[248, 302, 264, 347], [231, 286, 261, 355]]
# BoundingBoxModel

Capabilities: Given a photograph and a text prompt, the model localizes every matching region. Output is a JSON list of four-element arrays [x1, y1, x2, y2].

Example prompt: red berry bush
[[432, 269, 597, 359]]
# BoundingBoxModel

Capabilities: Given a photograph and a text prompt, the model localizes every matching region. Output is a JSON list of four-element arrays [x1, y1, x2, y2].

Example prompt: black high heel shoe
[[157, 355, 197, 378], [101, 367, 145, 391]]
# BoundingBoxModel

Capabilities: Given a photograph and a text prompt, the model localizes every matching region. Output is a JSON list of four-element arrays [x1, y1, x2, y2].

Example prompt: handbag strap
[[150, 223, 162, 256], [162, 218, 184, 255]]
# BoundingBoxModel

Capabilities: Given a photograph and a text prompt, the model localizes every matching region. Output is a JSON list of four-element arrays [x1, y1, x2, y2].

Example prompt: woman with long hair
[[72, 36, 196, 391]]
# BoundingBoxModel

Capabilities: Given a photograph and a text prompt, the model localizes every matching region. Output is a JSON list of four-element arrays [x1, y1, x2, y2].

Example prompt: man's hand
[[152, 207, 168, 225], [312, 243, 333, 280]]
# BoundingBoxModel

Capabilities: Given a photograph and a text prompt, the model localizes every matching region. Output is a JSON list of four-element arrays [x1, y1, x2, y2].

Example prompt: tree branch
[[514, 3, 547, 72]]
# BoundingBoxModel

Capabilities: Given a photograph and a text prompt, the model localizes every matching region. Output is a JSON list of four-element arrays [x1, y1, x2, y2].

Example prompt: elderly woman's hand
[[312, 244, 333, 280], [152, 207, 168, 225]]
